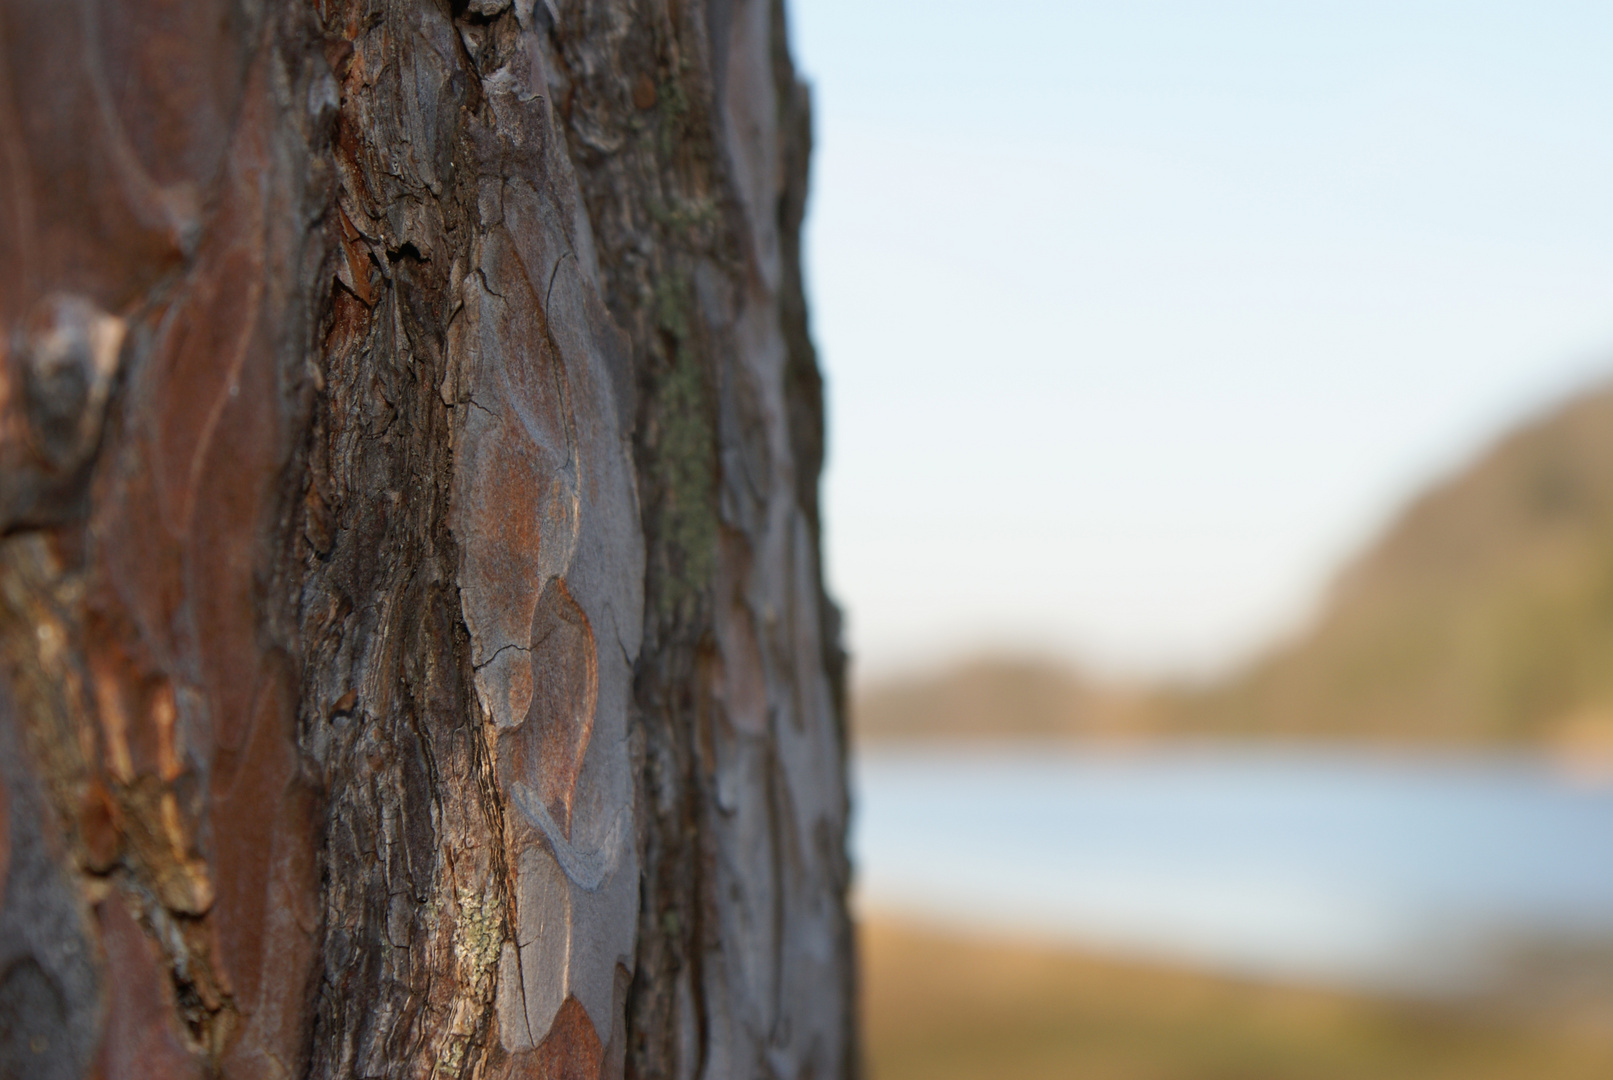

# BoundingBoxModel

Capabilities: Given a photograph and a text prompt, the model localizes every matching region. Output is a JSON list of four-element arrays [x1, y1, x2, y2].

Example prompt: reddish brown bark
[[0, 1, 853, 1077]]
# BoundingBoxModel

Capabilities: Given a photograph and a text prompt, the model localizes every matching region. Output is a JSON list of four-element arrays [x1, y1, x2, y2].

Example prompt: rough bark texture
[[0, 1, 854, 1078]]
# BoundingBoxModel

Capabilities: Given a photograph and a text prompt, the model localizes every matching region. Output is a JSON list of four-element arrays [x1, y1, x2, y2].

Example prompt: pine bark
[[0, 1, 854, 1078]]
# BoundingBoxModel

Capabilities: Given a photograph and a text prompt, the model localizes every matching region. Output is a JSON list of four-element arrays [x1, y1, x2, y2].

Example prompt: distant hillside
[[852, 655, 1149, 742], [856, 379, 1613, 746], [1186, 379, 1613, 744]]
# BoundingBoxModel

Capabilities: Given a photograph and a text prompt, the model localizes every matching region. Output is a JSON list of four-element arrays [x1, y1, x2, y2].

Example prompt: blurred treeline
[[857, 380, 1613, 748]]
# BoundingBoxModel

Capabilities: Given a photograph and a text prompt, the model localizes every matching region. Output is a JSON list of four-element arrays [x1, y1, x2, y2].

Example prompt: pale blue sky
[[787, 1, 1613, 679]]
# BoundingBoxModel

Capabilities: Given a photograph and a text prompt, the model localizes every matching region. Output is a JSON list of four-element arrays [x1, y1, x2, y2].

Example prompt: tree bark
[[0, 1, 855, 1077]]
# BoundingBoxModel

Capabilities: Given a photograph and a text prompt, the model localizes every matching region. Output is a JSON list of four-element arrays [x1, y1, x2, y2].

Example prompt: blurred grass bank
[[861, 919, 1613, 1080]]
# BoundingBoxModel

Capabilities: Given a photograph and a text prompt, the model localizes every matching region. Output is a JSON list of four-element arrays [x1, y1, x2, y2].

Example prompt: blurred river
[[851, 744, 1613, 996]]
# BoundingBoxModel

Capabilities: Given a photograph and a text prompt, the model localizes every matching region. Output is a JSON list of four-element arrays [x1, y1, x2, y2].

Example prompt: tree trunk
[[0, 1, 855, 1077]]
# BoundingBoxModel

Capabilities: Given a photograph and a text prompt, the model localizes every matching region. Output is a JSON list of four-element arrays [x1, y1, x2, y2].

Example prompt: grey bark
[[0, 1, 855, 1077]]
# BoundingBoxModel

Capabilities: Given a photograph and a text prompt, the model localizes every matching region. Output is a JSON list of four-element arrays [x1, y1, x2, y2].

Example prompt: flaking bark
[[0, 1, 854, 1077]]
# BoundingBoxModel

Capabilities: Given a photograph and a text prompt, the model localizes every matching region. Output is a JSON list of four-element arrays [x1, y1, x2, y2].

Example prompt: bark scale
[[0, 1, 854, 1078]]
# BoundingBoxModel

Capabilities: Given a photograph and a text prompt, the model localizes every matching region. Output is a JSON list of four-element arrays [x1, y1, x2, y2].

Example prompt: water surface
[[852, 743, 1613, 994]]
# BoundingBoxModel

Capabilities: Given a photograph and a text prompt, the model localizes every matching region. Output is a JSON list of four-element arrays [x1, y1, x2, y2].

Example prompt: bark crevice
[[0, 0, 852, 1076]]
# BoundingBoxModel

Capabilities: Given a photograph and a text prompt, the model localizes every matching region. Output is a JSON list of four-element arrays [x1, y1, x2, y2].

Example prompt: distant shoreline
[[855, 383, 1613, 750], [851, 726, 1613, 780]]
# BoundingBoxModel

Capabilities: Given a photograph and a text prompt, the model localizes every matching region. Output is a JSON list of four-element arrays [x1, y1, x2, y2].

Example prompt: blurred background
[[788, 2, 1613, 1077]]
